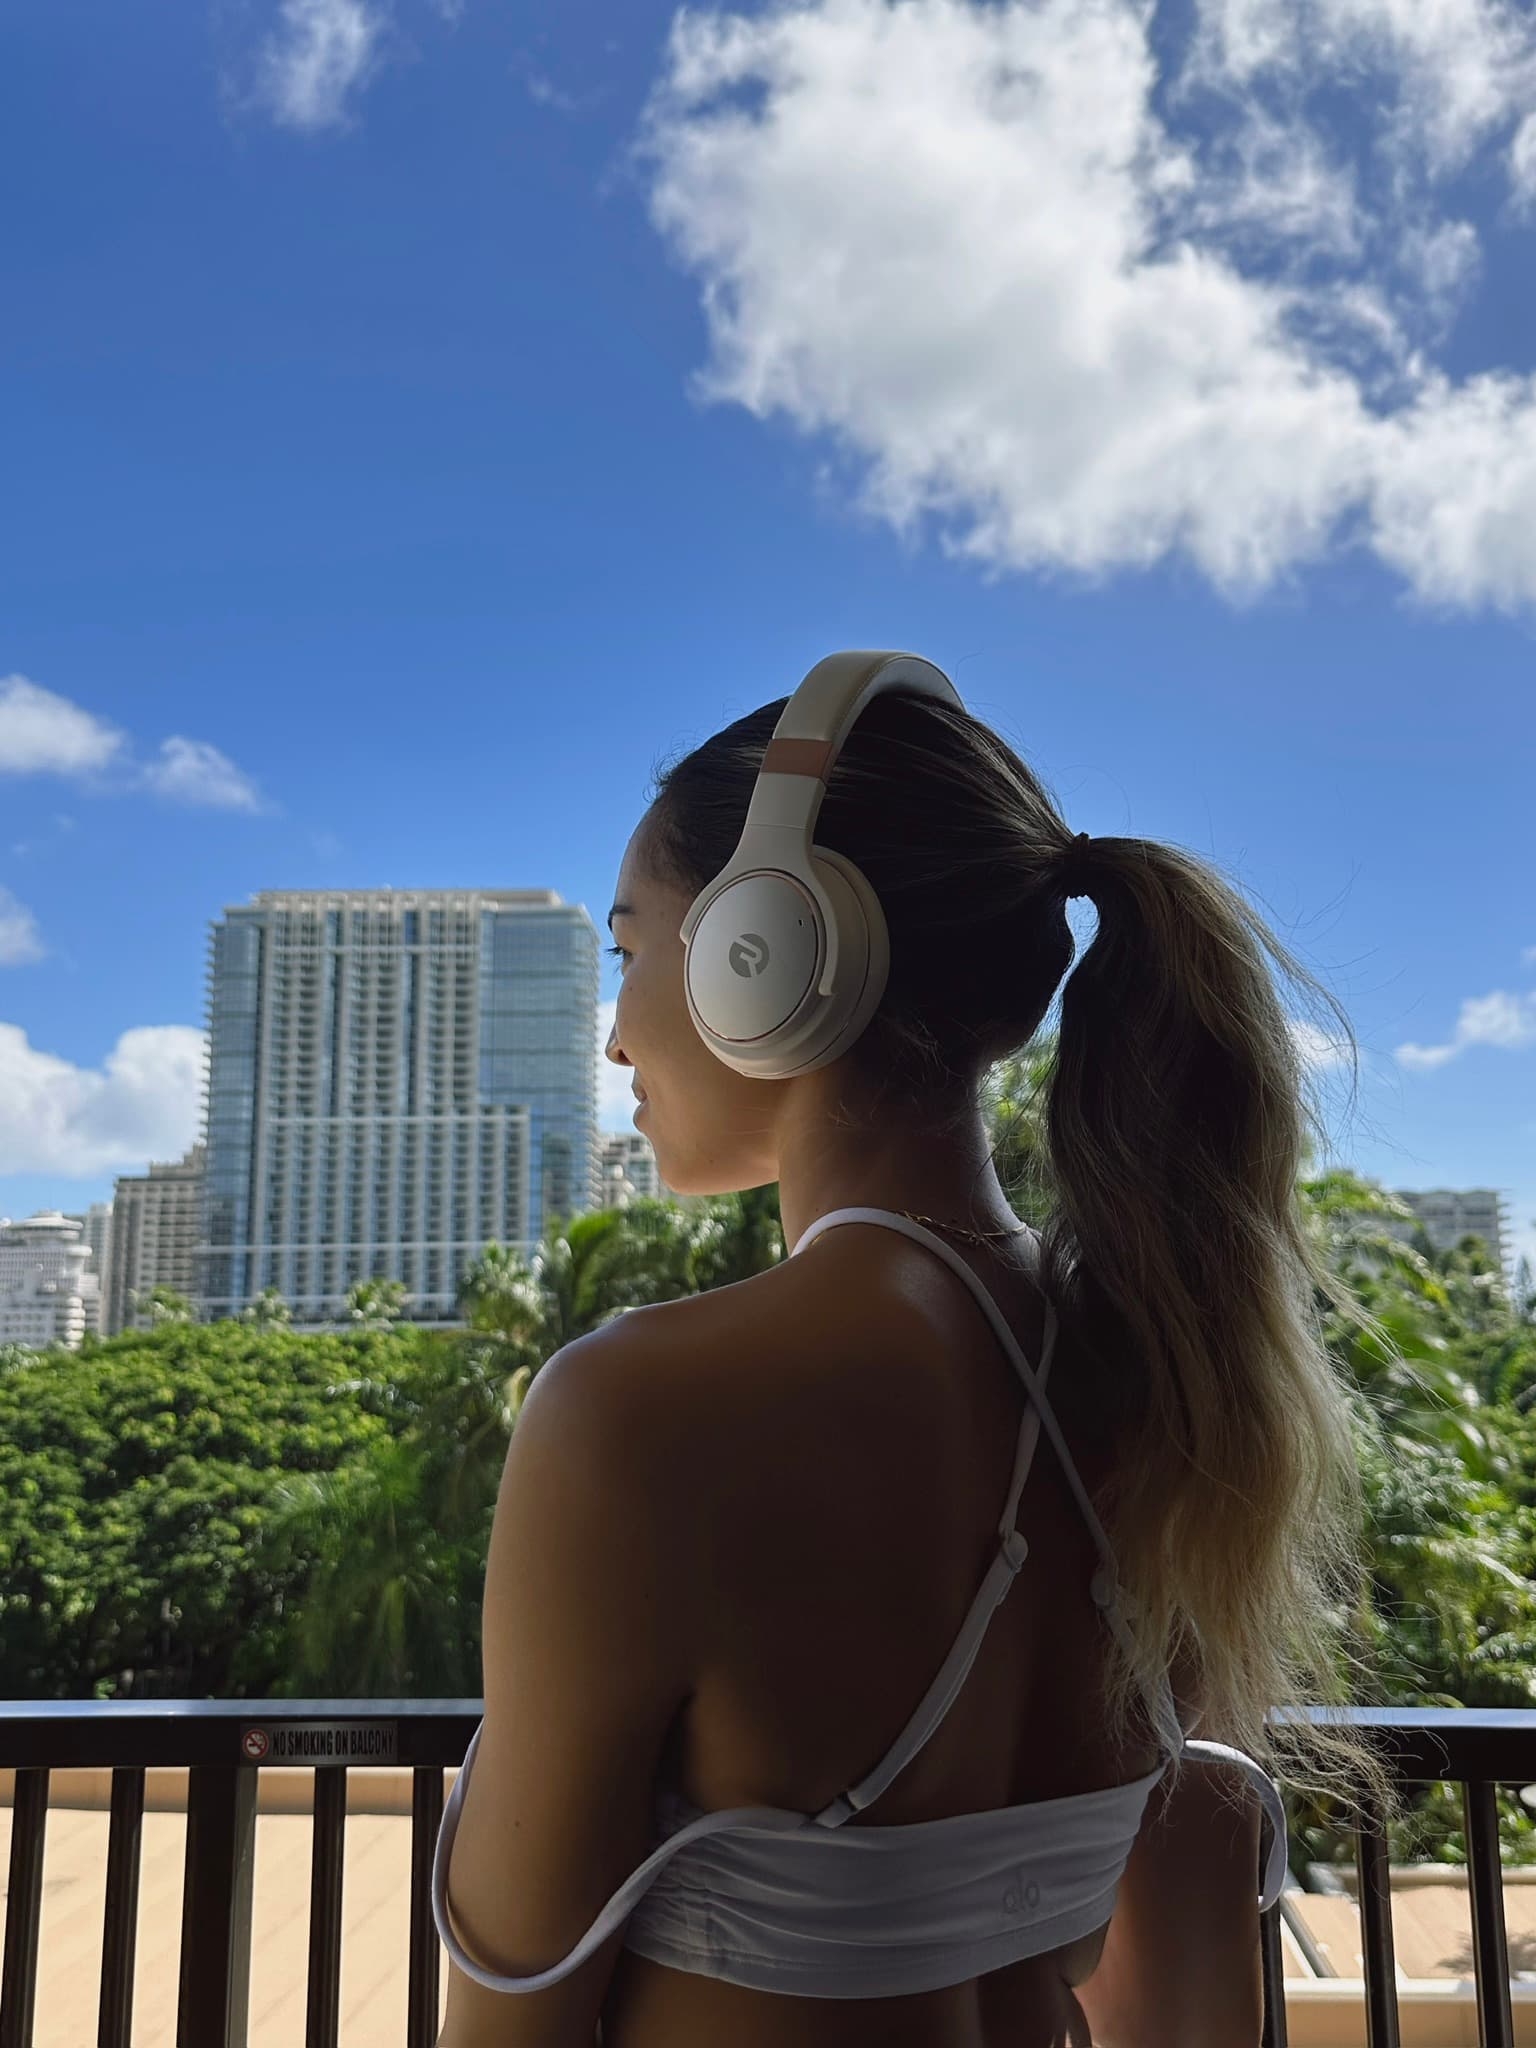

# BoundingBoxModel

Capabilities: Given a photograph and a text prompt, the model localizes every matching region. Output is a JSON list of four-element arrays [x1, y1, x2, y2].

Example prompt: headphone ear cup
[[722, 852, 888, 1079], [681, 852, 890, 1079], [800, 849, 889, 1068], [682, 869, 826, 1063]]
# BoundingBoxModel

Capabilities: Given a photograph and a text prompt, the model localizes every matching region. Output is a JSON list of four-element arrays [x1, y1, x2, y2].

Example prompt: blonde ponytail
[[1039, 832, 1395, 1826]]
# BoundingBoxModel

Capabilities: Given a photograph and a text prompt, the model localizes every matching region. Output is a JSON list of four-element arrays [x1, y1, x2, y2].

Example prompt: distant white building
[[598, 1132, 677, 1207], [0, 1212, 92, 1351], [1389, 1188, 1510, 1275], [62, 1200, 113, 1339], [109, 1145, 205, 1334]]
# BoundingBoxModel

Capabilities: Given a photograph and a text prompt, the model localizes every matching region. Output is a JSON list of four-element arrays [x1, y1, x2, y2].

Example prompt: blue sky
[[2, 0, 1533, 1270]]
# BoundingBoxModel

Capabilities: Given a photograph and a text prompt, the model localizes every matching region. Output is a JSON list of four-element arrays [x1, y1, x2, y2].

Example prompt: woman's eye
[[606, 944, 630, 966]]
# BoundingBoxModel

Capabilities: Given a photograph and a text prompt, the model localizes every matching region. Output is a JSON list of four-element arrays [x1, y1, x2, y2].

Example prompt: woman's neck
[[772, 1069, 1022, 1254]]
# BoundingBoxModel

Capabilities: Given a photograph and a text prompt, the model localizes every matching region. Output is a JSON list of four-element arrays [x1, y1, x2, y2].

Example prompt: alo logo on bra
[[728, 932, 771, 978]]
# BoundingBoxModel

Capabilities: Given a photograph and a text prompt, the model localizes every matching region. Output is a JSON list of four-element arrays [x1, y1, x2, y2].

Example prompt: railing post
[[306, 1767, 347, 2048], [1462, 1778, 1514, 2048], [177, 1763, 258, 2048], [0, 1767, 49, 2048], [1260, 1900, 1289, 2048], [408, 1764, 445, 2048], [98, 1766, 146, 2048], [1355, 1787, 1400, 2048]]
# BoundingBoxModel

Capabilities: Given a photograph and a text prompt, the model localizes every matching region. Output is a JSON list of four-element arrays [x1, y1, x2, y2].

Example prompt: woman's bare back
[[598, 1217, 1160, 2048]]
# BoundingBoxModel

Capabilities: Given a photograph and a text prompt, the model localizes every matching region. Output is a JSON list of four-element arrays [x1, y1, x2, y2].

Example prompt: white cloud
[[254, 0, 384, 131], [141, 736, 265, 813], [0, 676, 124, 777], [596, 997, 641, 1132], [1515, 112, 1536, 204], [639, 0, 1536, 612], [1190, 0, 1536, 177], [0, 675, 265, 812], [1396, 219, 1481, 337], [0, 889, 43, 967], [525, 69, 583, 113], [1396, 989, 1536, 1070], [1394, 1038, 1462, 1072], [0, 1023, 206, 1176], [1289, 1017, 1352, 1072]]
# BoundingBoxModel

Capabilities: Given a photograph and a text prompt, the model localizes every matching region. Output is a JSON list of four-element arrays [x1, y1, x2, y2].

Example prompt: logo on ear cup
[[728, 932, 771, 978]]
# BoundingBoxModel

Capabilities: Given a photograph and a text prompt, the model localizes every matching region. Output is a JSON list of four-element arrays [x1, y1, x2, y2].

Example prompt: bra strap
[[1182, 1737, 1291, 1909], [797, 1210, 1118, 1575], [796, 1207, 1188, 1774], [433, 1719, 815, 1992]]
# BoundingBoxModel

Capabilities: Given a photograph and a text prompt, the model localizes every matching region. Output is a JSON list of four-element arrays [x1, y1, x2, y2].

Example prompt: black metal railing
[[1259, 1705, 1534, 2048], [0, 1698, 466, 2048], [2, 1701, 1533, 2048]]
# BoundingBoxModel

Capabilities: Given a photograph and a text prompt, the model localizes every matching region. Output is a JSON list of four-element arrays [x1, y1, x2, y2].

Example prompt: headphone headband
[[679, 652, 961, 946], [744, 650, 961, 838]]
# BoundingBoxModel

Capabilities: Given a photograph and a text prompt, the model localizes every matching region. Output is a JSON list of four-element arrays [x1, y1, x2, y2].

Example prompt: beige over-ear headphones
[[677, 650, 962, 1078]]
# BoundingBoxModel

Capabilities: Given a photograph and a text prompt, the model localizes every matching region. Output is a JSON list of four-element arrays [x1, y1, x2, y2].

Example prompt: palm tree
[[238, 1286, 292, 1328], [253, 1435, 481, 1697], [457, 1241, 541, 1349], [980, 1039, 1058, 1227], [1514, 1255, 1536, 1328], [548, 1202, 703, 1332], [1299, 1171, 1497, 1476], [420, 1332, 527, 1530], [133, 1285, 193, 1328], [459, 1206, 699, 1419], [1354, 1426, 1536, 1702], [345, 1277, 409, 1329], [682, 1186, 785, 1291]]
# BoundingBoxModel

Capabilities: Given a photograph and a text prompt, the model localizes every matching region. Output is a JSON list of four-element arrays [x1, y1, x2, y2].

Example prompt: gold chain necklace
[[899, 1209, 1030, 1246]]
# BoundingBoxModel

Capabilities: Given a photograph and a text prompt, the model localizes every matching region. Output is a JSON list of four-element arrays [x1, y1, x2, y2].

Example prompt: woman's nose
[[605, 1022, 630, 1066]]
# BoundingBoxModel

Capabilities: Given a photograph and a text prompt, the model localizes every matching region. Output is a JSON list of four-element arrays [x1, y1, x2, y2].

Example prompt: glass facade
[[199, 890, 599, 1325], [478, 905, 599, 1227]]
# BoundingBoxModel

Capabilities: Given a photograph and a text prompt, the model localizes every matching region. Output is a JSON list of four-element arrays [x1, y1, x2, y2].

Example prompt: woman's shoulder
[[584, 1218, 1092, 1498], [596, 1235, 920, 1385]]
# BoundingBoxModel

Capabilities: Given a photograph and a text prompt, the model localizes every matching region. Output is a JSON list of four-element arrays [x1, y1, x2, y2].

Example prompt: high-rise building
[[598, 1132, 677, 1206], [199, 889, 599, 1325], [108, 1146, 205, 1334], [1389, 1188, 1510, 1275], [0, 1212, 92, 1350], [62, 1200, 113, 1339]]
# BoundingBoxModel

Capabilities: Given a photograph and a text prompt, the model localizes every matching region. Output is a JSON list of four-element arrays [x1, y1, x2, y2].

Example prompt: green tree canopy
[[0, 1319, 429, 1698]]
